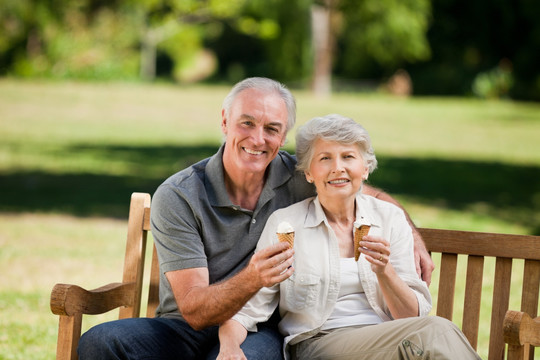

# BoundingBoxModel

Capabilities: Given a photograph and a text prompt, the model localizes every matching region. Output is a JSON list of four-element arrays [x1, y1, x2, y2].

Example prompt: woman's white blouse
[[232, 194, 432, 356]]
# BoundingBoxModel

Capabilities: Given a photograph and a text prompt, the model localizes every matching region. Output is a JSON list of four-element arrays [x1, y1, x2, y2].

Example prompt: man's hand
[[412, 229, 435, 286], [166, 242, 293, 330], [247, 242, 294, 288]]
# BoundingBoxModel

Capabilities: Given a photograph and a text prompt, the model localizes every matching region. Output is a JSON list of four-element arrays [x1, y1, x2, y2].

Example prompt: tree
[[311, 0, 338, 96], [0, 0, 141, 79], [311, 0, 432, 96], [131, 0, 246, 82]]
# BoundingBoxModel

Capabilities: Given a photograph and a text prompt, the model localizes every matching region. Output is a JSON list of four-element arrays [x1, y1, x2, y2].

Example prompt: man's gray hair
[[222, 77, 296, 132], [295, 114, 378, 173]]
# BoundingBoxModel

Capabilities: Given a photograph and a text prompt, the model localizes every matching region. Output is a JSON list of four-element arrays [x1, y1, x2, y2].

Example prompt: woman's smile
[[327, 178, 350, 186]]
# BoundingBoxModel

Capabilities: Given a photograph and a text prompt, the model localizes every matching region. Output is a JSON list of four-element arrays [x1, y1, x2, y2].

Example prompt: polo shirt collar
[[304, 193, 382, 229], [257, 151, 294, 207], [205, 144, 231, 207], [205, 144, 293, 209]]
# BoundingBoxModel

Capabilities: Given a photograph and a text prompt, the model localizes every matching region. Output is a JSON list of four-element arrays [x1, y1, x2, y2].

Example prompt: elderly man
[[78, 77, 433, 359]]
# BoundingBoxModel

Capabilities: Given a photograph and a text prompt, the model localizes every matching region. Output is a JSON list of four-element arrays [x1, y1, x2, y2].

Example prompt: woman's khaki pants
[[291, 316, 481, 360]]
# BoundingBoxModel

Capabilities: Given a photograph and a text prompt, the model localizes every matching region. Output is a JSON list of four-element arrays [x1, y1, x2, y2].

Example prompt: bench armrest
[[50, 282, 136, 316], [504, 310, 540, 346]]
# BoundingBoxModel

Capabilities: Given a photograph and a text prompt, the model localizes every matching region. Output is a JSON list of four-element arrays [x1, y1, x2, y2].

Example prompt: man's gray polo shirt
[[151, 145, 314, 319]]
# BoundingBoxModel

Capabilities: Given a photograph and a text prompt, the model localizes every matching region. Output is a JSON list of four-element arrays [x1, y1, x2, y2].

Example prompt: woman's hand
[[217, 320, 249, 360], [217, 346, 247, 360], [359, 235, 419, 318], [358, 235, 390, 274]]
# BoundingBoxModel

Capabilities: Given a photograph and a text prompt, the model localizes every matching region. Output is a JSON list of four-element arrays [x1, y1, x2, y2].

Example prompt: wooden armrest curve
[[50, 282, 136, 316], [504, 310, 540, 346]]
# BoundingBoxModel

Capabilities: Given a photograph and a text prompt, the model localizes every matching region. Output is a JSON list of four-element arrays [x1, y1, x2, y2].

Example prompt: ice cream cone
[[277, 232, 295, 249], [354, 225, 371, 261]]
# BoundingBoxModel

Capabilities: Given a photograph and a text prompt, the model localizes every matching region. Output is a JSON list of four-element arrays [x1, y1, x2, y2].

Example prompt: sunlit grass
[[1, 79, 539, 359]]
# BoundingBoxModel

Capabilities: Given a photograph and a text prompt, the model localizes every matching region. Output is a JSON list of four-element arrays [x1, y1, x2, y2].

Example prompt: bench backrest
[[420, 228, 540, 359], [129, 194, 540, 359]]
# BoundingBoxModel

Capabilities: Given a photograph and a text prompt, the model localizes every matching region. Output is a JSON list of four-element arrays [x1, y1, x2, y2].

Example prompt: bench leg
[[56, 314, 82, 360]]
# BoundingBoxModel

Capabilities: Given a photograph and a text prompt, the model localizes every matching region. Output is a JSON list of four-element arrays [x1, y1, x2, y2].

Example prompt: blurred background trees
[[1, 0, 539, 100]]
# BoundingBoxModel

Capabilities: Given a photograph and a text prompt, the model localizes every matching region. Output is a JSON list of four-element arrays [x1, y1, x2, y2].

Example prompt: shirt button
[[251, 219, 256, 224]]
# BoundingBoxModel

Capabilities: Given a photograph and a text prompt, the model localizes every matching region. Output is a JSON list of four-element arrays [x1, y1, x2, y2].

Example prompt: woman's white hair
[[295, 114, 378, 174], [222, 77, 296, 132]]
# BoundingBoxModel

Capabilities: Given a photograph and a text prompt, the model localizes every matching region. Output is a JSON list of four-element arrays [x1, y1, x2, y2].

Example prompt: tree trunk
[[140, 29, 156, 81], [311, 2, 334, 97]]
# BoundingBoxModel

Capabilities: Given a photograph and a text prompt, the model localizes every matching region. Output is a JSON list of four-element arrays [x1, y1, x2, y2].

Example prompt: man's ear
[[221, 108, 228, 135], [280, 135, 287, 147]]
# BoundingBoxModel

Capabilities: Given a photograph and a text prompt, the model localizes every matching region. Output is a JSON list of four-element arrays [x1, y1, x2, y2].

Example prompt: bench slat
[[146, 243, 160, 318], [521, 259, 540, 360], [143, 207, 151, 231], [437, 253, 457, 320], [462, 255, 484, 350], [420, 228, 540, 260], [521, 259, 540, 316], [489, 257, 512, 360]]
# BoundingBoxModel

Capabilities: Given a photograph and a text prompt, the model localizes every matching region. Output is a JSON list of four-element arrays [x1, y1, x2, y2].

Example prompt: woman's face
[[304, 138, 368, 203]]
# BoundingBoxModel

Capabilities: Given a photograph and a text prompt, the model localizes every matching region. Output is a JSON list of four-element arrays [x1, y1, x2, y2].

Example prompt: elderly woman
[[217, 114, 479, 359]]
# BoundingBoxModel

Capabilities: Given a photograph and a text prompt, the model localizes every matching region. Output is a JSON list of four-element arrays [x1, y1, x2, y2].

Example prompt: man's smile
[[243, 147, 265, 155]]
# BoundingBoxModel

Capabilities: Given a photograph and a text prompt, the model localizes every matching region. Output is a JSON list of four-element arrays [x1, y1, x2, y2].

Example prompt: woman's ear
[[304, 170, 313, 183], [363, 165, 369, 180]]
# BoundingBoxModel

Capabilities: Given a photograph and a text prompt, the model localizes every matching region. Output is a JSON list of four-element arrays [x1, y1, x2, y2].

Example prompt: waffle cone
[[277, 232, 294, 249], [354, 225, 371, 261]]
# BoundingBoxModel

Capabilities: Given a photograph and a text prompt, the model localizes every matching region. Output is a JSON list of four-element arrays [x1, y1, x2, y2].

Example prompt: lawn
[[0, 79, 539, 359]]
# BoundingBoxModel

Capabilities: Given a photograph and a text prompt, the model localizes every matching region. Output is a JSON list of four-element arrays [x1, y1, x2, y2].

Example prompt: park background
[[1, 0, 539, 359]]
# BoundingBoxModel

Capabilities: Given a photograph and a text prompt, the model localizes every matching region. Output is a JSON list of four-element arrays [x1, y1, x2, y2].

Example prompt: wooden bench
[[50, 192, 540, 360]]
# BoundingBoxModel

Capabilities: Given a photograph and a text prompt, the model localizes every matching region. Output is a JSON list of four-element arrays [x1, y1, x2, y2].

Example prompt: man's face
[[222, 88, 288, 175]]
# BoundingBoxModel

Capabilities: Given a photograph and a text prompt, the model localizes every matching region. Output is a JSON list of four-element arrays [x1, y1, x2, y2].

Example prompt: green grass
[[1, 79, 539, 359]]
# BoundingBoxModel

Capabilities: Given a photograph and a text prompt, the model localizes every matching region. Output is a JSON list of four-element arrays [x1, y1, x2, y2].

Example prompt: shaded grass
[[1, 146, 538, 233], [1, 79, 540, 359]]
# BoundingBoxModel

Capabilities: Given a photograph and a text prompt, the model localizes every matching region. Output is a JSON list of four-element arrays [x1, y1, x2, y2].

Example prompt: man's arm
[[362, 184, 435, 285], [167, 242, 293, 330]]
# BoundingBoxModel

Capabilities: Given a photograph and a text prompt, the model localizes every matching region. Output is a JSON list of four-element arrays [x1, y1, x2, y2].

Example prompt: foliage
[[1, 0, 140, 80], [0, 0, 247, 81], [408, 0, 540, 100], [130, 0, 246, 81], [338, 0, 431, 76], [229, 0, 313, 82], [1, 0, 540, 99], [472, 60, 514, 99]]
